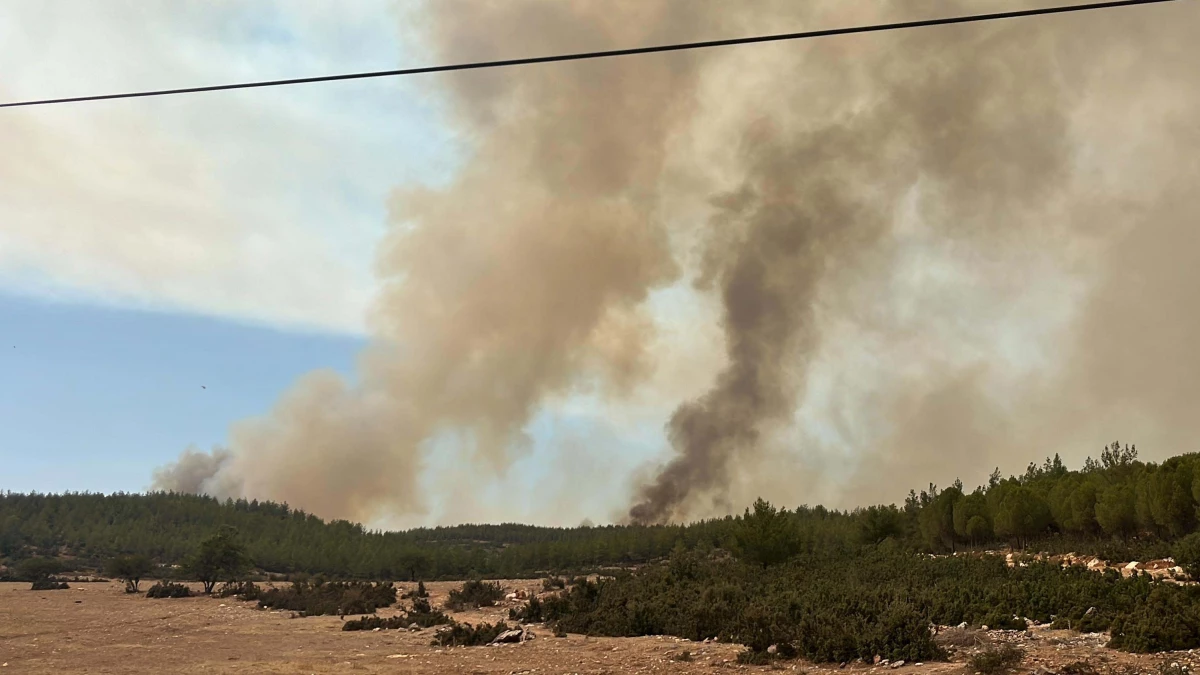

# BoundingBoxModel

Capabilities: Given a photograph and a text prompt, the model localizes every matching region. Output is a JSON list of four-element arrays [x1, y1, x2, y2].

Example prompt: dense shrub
[[343, 615, 407, 631], [523, 547, 1200, 660], [968, 644, 1025, 674], [255, 580, 396, 616], [1173, 533, 1200, 580], [432, 621, 510, 647], [1108, 586, 1200, 652], [146, 581, 193, 598], [445, 580, 504, 611], [30, 579, 70, 590]]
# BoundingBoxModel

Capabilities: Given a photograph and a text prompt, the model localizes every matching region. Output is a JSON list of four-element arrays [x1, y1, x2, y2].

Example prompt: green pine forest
[[2, 442, 1198, 579]]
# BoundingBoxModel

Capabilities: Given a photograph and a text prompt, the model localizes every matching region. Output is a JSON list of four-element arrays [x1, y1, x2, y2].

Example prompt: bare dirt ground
[[0, 580, 1192, 674]]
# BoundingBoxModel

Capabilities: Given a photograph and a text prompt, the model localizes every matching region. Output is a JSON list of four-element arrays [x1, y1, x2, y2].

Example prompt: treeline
[[2, 442, 1197, 578]]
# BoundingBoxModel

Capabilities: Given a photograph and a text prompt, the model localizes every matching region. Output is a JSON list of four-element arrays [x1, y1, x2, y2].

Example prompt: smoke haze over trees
[[152, 0, 1200, 527], [9, 447, 1200, 578]]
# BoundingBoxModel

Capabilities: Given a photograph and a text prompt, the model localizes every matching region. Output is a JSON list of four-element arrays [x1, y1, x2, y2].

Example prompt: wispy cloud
[[0, 0, 457, 334]]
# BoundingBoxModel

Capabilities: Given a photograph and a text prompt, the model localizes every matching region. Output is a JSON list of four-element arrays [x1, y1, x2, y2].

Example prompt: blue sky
[[0, 292, 362, 493], [0, 0, 449, 495]]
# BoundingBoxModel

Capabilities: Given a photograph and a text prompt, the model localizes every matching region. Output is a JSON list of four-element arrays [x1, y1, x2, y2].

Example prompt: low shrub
[[343, 615, 407, 631], [445, 580, 504, 611], [432, 620, 510, 647], [543, 577, 567, 591], [968, 644, 1025, 674], [509, 595, 544, 623], [217, 581, 261, 600], [30, 579, 70, 590], [255, 580, 396, 617], [146, 581, 193, 598], [407, 596, 451, 628]]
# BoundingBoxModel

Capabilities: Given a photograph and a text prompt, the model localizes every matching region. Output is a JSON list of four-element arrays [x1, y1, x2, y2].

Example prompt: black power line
[[0, 0, 1183, 110]]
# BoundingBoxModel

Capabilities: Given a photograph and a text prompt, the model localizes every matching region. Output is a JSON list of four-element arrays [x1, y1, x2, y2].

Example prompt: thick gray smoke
[[155, 0, 1200, 526], [631, 0, 1200, 521]]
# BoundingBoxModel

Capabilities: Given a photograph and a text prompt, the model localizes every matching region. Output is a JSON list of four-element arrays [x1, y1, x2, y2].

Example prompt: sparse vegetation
[[967, 644, 1025, 674], [145, 581, 193, 598], [30, 578, 70, 590], [445, 579, 504, 611], [401, 580, 429, 599]]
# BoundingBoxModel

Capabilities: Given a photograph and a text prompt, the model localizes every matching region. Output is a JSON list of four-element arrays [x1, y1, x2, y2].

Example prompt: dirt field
[[0, 580, 1192, 674]]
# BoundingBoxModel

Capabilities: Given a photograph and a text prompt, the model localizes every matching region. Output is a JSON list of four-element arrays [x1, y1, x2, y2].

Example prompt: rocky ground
[[0, 580, 1191, 674]]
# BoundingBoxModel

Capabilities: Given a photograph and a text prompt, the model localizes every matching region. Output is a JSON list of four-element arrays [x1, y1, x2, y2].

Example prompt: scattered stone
[[408, 623, 421, 632], [768, 645, 778, 655], [491, 629, 530, 645]]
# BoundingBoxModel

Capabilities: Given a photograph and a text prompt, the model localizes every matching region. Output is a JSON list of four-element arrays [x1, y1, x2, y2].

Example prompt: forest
[[2, 442, 1198, 578]]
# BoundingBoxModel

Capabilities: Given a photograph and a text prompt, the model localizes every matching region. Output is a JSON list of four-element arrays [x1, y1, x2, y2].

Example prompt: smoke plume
[[155, 0, 1200, 526]]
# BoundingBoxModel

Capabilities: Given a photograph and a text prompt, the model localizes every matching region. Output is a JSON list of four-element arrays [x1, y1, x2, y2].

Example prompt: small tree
[[186, 525, 251, 594], [16, 557, 65, 582], [105, 554, 154, 593], [736, 499, 800, 568], [1095, 485, 1138, 540]]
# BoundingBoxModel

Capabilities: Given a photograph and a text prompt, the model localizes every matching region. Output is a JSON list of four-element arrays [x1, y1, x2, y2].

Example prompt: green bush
[[1109, 586, 1200, 652], [407, 596, 451, 628], [217, 581, 261, 600], [1173, 533, 1200, 580], [146, 581, 193, 598], [445, 580, 505, 611], [343, 615, 407, 631], [431, 621, 510, 647], [16, 557, 66, 582], [255, 580, 395, 616], [509, 595, 544, 623]]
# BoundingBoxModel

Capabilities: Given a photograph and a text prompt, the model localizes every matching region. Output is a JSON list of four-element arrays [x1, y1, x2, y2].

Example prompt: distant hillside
[[2, 442, 1196, 578]]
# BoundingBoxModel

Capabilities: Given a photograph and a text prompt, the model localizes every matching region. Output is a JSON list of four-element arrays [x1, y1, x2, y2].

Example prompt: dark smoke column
[[628, 129, 886, 524]]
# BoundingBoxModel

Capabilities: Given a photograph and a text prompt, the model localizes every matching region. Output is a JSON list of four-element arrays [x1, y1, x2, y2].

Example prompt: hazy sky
[[3, 0, 1196, 528], [0, 0, 436, 490]]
